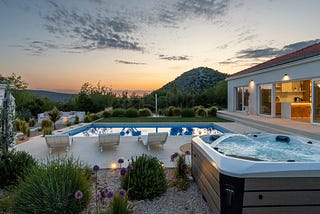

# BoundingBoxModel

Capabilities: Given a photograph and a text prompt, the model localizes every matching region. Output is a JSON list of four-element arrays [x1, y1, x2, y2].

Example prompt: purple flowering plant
[[120, 167, 127, 176], [118, 158, 124, 168], [74, 190, 83, 200], [93, 165, 100, 173], [170, 151, 191, 190]]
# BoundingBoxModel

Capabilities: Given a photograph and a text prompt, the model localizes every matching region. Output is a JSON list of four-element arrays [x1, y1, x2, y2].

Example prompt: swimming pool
[[69, 123, 226, 137]]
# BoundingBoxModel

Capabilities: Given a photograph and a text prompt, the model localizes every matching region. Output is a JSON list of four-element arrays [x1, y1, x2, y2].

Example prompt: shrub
[[107, 190, 131, 214], [42, 127, 52, 136], [28, 118, 36, 127], [0, 150, 37, 188], [158, 109, 166, 116], [165, 106, 175, 116], [196, 107, 207, 117], [84, 115, 92, 123], [26, 128, 30, 137], [121, 155, 167, 200], [172, 107, 182, 116], [66, 121, 72, 127], [181, 108, 195, 117], [19, 120, 28, 135], [74, 115, 80, 124], [112, 108, 126, 117], [14, 118, 21, 132], [125, 108, 138, 118], [208, 106, 218, 117], [138, 108, 152, 117], [13, 157, 91, 214], [41, 119, 52, 129], [102, 110, 112, 118], [91, 114, 100, 121]]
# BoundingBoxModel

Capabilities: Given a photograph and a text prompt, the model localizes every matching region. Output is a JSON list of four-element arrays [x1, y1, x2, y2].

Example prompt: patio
[[14, 114, 320, 168]]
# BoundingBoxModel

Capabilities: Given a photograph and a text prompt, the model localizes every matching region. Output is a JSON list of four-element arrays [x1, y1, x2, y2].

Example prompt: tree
[[5, 73, 28, 90], [213, 80, 227, 108], [48, 107, 61, 130], [0, 83, 16, 152], [75, 92, 93, 113]]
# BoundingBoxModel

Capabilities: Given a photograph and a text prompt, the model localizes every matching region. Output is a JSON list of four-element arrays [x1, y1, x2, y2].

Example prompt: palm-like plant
[[48, 107, 61, 130]]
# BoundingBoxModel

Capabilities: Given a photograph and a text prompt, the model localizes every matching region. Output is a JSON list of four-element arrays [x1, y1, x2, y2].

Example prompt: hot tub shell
[[191, 135, 320, 214]]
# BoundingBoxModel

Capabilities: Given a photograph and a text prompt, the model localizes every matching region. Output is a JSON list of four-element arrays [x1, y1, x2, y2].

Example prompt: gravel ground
[[87, 168, 211, 214], [0, 169, 211, 213]]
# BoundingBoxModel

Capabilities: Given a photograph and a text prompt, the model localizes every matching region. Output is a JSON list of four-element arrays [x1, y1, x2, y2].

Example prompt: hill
[[158, 67, 228, 92], [28, 90, 74, 103]]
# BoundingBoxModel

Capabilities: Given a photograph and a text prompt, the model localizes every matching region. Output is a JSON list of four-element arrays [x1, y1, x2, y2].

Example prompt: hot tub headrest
[[275, 135, 290, 143], [209, 135, 221, 142]]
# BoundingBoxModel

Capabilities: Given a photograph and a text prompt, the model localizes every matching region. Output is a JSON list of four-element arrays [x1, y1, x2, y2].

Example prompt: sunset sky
[[1, 0, 319, 93]]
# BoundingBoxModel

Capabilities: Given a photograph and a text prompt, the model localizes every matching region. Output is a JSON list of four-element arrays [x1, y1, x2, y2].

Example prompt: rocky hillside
[[158, 67, 228, 92]]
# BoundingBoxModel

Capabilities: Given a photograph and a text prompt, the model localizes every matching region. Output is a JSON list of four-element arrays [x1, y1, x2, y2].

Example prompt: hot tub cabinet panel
[[192, 142, 245, 213], [192, 143, 221, 213], [192, 138, 320, 214]]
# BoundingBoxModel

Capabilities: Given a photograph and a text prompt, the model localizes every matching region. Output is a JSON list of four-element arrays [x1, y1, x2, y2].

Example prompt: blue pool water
[[70, 123, 224, 137]]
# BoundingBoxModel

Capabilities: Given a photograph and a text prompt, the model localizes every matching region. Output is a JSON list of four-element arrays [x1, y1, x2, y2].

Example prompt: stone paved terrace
[[14, 115, 320, 168], [218, 111, 320, 141]]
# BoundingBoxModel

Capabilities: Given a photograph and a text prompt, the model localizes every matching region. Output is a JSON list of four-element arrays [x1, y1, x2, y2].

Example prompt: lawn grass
[[96, 116, 230, 123]]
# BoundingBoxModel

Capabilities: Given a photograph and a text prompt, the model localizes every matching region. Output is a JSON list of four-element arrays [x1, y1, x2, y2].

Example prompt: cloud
[[175, 0, 231, 19], [115, 60, 146, 65], [218, 39, 320, 69], [216, 43, 228, 49], [281, 39, 320, 54], [159, 54, 190, 61], [237, 47, 279, 59], [12, 40, 59, 55], [41, 1, 143, 52], [236, 39, 320, 59], [154, 0, 233, 28], [88, 0, 103, 4]]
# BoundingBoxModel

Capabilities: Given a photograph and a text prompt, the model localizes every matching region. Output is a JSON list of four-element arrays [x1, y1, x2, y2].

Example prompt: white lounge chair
[[45, 134, 72, 154], [98, 133, 120, 152], [138, 132, 168, 151]]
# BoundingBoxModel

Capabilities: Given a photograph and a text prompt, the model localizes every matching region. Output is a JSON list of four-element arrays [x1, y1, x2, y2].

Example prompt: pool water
[[201, 134, 320, 162], [71, 124, 222, 137]]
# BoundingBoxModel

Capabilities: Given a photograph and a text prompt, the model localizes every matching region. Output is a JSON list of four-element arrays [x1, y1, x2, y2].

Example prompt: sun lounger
[[45, 134, 72, 154], [138, 132, 168, 151], [98, 133, 120, 152]]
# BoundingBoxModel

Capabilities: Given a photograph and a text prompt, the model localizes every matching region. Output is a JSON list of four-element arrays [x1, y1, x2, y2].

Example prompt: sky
[[1, 0, 320, 93]]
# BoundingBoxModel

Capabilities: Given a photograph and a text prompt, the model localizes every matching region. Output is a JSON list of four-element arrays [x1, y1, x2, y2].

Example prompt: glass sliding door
[[260, 84, 272, 115], [313, 80, 320, 123], [236, 86, 250, 111], [236, 87, 243, 111]]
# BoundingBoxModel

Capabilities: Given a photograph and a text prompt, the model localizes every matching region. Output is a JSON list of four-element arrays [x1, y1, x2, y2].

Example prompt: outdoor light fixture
[[160, 162, 164, 168], [249, 80, 254, 88], [111, 162, 117, 171], [282, 73, 290, 81]]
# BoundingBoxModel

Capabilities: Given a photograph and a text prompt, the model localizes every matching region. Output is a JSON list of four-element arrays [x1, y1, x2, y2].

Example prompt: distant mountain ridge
[[158, 67, 228, 92], [28, 90, 74, 103]]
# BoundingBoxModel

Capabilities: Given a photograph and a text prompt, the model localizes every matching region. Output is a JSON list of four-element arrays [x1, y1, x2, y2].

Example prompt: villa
[[227, 43, 320, 124], [37, 111, 85, 125], [0, 76, 15, 110]]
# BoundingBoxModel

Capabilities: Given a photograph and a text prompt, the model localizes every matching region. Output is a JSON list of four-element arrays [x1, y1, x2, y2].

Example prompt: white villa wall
[[227, 55, 320, 115], [37, 111, 85, 124]]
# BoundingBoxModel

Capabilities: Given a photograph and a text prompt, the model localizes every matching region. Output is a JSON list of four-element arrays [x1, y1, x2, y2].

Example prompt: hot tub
[[191, 133, 320, 214]]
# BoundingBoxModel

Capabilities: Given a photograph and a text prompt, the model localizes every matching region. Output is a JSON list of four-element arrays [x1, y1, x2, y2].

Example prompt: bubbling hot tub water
[[200, 133, 320, 162]]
